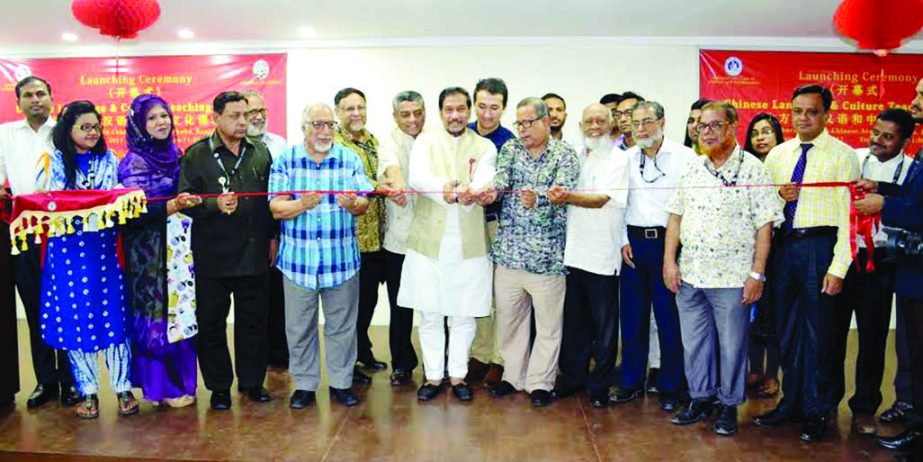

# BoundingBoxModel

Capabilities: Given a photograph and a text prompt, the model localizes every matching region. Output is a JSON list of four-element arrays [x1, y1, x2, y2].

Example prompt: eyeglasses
[[612, 110, 631, 118], [631, 118, 661, 130], [77, 123, 102, 133], [309, 120, 339, 130], [750, 128, 775, 137], [513, 118, 541, 130], [245, 108, 267, 118], [695, 121, 729, 134]]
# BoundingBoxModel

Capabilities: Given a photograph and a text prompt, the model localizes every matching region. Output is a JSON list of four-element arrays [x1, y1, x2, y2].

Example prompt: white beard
[[636, 132, 663, 149], [247, 124, 265, 137], [314, 141, 333, 153], [584, 135, 605, 151]]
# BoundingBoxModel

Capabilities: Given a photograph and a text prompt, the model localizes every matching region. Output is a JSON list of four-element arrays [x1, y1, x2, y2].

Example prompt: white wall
[[285, 44, 700, 147]]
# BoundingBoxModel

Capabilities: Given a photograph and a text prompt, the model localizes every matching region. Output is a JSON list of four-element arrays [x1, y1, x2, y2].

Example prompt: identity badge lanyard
[[210, 138, 246, 193]]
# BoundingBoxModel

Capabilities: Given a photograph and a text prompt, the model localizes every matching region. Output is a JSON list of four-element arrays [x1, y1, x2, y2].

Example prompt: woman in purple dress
[[119, 94, 201, 407]]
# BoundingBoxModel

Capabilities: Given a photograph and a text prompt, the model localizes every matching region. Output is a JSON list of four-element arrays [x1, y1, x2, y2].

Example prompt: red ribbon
[[848, 184, 880, 272]]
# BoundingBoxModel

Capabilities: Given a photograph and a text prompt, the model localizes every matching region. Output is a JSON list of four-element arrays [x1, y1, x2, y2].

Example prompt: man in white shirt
[[611, 101, 696, 411], [548, 103, 628, 407], [377, 90, 425, 386], [398, 87, 496, 402], [0, 76, 79, 407], [830, 108, 915, 436], [243, 89, 288, 371], [244, 90, 288, 159]]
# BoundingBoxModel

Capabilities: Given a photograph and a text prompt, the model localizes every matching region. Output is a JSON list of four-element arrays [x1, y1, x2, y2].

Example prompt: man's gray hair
[[241, 89, 264, 101], [392, 91, 425, 112], [301, 102, 333, 126], [631, 101, 665, 120], [516, 97, 549, 119]]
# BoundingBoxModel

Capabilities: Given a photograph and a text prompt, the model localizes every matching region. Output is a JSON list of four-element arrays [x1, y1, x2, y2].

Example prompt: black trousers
[[899, 296, 923, 424], [773, 232, 838, 418], [196, 272, 269, 391], [267, 267, 289, 368], [384, 250, 418, 372], [358, 250, 387, 364], [12, 246, 72, 388], [558, 267, 619, 394], [895, 297, 914, 404], [831, 250, 896, 415], [0, 222, 18, 402]]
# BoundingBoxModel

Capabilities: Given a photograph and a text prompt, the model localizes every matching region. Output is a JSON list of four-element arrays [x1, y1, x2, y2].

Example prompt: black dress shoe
[[714, 405, 738, 436], [289, 390, 316, 409], [210, 390, 232, 410], [242, 386, 272, 403], [551, 384, 585, 399], [452, 383, 474, 402], [609, 386, 644, 405], [59, 385, 81, 407], [329, 387, 359, 407], [800, 414, 828, 442], [353, 368, 372, 385], [531, 389, 551, 407], [390, 369, 413, 386], [880, 401, 914, 424], [26, 384, 58, 408], [488, 380, 517, 398], [417, 383, 444, 401], [588, 391, 609, 408], [357, 358, 388, 372], [753, 407, 795, 428], [671, 398, 715, 425], [877, 426, 922, 450]]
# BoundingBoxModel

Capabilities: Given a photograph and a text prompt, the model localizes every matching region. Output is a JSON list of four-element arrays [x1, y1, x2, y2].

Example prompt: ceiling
[[0, 0, 907, 50]]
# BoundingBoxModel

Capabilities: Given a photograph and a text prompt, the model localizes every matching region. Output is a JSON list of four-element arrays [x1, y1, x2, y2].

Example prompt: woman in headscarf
[[118, 94, 201, 408], [35, 100, 139, 418]]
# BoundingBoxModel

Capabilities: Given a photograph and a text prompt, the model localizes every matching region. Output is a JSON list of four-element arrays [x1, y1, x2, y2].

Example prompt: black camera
[[884, 228, 923, 262]]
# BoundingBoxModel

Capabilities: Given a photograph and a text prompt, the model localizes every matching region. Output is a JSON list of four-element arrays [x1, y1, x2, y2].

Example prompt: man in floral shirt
[[333, 87, 385, 384], [663, 101, 781, 436], [479, 97, 579, 407]]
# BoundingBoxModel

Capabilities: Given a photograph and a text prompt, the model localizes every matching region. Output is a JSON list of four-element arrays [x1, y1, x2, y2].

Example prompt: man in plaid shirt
[[269, 103, 373, 410]]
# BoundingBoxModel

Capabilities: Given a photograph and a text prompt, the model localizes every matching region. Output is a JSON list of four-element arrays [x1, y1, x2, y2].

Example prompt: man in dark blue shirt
[[854, 78, 923, 457], [467, 77, 514, 386]]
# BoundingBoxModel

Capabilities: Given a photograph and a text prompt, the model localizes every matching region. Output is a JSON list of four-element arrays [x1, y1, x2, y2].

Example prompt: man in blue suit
[[854, 82, 923, 458]]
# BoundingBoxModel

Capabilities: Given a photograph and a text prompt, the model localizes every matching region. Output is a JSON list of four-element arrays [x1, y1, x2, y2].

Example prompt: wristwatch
[[749, 271, 766, 282]]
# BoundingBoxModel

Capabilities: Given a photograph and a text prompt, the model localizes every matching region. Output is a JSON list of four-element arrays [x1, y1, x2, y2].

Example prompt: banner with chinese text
[[0, 53, 287, 156], [700, 50, 922, 150]]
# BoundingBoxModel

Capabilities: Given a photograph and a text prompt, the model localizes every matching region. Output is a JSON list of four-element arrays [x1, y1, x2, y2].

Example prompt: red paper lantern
[[71, 0, 161, 40], [834, 0, 923, 54]]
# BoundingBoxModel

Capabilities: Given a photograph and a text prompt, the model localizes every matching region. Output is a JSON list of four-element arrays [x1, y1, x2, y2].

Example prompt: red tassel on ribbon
[[849, 184, 880, 272]]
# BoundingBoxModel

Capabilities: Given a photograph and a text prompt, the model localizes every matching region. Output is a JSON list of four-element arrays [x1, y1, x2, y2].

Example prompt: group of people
[[1, 73, 923, 457]]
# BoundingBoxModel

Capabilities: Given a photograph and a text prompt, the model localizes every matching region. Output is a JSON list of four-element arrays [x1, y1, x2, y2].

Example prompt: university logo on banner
[[700, 49, 923, 151], [0, 53, 288, 156]]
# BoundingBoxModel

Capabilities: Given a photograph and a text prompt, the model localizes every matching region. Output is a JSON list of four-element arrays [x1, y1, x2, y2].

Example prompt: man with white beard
[[612, 101, 697, 411], [243, 90, 288, 159], [269, 103, 373, 409], [243, 89, 289, 370], [398, 87, 496, 402], [549, 104, 629, 407]]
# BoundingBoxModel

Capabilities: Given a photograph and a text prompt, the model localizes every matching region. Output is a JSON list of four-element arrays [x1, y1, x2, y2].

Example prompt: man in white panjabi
[[398, 87, 497, 402]]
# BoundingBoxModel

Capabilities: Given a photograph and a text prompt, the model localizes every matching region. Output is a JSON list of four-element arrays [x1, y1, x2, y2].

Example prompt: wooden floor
[[0, 321, 909, 461]]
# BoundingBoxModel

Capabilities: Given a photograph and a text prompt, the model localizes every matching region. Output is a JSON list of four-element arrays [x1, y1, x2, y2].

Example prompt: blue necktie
[[783, 143, 812, 231]]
